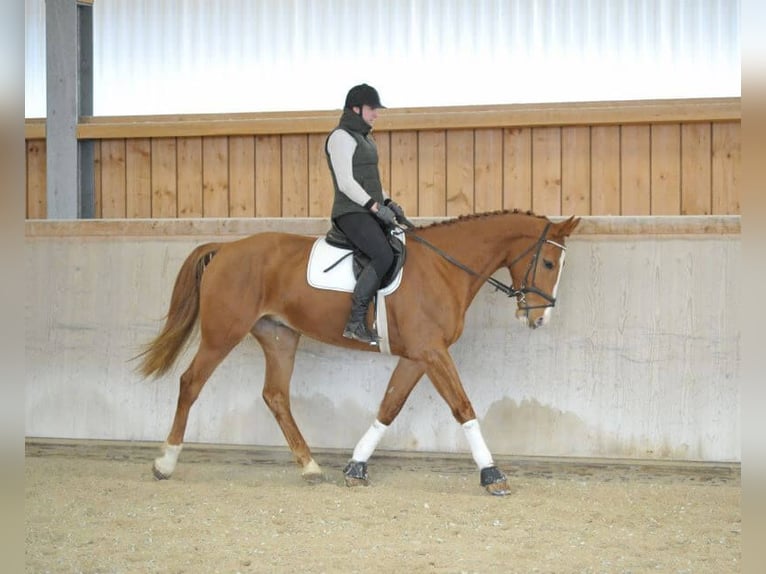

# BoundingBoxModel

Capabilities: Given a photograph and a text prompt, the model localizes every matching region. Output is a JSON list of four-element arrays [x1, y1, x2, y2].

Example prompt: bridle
[[400, 220, 566, 311], [506, 222, 567, 311]]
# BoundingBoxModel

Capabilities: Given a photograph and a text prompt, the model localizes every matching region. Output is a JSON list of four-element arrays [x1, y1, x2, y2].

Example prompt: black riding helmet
[[344, 84, 385, 110]]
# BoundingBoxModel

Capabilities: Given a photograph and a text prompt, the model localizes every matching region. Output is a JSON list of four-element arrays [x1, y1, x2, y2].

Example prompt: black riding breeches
[[334, 212, 394, 279]]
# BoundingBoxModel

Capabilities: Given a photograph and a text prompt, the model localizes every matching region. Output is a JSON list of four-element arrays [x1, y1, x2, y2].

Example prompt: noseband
[[403, 221, 566, 310]]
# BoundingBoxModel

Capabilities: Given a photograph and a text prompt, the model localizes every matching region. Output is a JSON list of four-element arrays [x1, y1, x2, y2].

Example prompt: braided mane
[[416, 209, 546, 231]]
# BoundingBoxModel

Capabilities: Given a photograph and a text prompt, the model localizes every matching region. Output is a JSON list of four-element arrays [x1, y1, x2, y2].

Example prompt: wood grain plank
[[390, 130, 418, 214], [651, 124, 681, 215], [126, 138, 151, 218], [229, 136, 255, 217], [681, 123, 712, 215], [255, 135, 282, 217], [474, 128, 503, 213], [446, 129, 474, 216], [503, 128, 532, 211], [712, 122, 740, 214], [374, 131, 391, 200], [99, 139, 126, 219], [151, 138, 178, 218], [308, 133, 332, 217], [26, 139, 47, 219], [75, 97, 740, 139], [590, 127, 621, 215], [417, 130, 447, 217], [531, 127, 561, 215], [177, 137, 203, 218], [92, 142, 102, 217], [561, 126, 590, 215], [202, 136, 229, 217], [621, 125, 651, 215], [281, 135, 308, 217]]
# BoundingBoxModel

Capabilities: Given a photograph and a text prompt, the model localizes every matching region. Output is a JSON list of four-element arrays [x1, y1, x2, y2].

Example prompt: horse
[[136, 209, 580, 495]]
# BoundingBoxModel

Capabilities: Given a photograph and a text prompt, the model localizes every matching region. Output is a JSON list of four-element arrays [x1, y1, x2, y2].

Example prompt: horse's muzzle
[[516, 308, 549, 329]]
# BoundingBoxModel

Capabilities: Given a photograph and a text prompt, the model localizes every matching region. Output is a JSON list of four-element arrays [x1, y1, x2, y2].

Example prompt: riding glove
[[374, 204, 398, 227], [384, 199, 405, 222]]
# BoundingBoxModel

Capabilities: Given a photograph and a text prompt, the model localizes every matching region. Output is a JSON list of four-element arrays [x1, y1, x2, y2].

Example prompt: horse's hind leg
[[344, 357, 426, 487], [153, 340, 236, 479], [251, 318, 323, 483]]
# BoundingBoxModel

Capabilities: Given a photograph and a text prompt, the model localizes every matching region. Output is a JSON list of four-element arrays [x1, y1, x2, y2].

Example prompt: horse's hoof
[[301, 459, 325, 484], [485, 480, 512, 496], [343, 460, 369, 487], [344, 476, 370, 487], [303, 472, 326, 484], [152, 463, 170, 481], [480, 466, 511, 496]]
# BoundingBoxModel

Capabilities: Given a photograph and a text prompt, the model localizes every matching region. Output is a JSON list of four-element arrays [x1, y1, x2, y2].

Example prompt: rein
[[399, 219, 565, 309]]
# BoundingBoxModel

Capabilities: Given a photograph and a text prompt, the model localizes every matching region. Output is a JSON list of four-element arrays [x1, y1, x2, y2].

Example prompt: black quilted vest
[[326, 109, 385, 220]]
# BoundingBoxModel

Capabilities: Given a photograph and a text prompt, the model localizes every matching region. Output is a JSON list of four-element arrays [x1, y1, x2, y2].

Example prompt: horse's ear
[[557, 215, 581, 237]]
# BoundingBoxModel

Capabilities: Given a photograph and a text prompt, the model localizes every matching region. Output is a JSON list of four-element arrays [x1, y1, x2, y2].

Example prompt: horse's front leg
[[252, 318, 323, 483], [422, 348, 511, 496], [344, 357, 426, 487]]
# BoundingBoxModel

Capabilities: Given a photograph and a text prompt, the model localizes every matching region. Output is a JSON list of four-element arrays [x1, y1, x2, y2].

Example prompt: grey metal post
[[45, 0, 94, 219]]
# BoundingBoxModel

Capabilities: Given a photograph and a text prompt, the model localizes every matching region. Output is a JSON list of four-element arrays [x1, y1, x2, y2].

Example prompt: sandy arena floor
[[25, 439, 740, 574]]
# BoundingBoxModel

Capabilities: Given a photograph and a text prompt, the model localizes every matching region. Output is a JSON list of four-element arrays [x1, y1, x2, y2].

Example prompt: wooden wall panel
[[281, 135, 308, 217], [503, 128, 532, 212], [591, 127, 621, 215], [561, 127, 590, 215], [651, 124, 681, 215], [202, 136, 229, 217], [532, 127, 561, 215], [390, 131, 418, 212], [125, 139, 151, 218], [681, 123, 712, 215], [474, 129, 503, 213], [151, 138, 177, 218], [446, 129, 474, 216], [417, 130, 447, 217], [375, 131, 392, 201], [26, 139, 47, 219], [711, 122, 740, 215], [177, 137, 203, 217], [229, 136, 255, 217], [621, 126, 651, 215], [99, 139, 126, 218], [308, 133, 332, 217], [92, 142, 102, 217], [24, 101, 741, 221], [255, 135, 282, 217]]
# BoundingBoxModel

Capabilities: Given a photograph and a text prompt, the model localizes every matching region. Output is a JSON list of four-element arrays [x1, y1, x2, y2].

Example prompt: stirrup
[[342, 321, 379, 346]]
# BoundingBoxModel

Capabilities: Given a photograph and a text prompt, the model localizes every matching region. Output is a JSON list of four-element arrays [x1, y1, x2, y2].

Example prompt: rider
[[325, 84, 407, 345]]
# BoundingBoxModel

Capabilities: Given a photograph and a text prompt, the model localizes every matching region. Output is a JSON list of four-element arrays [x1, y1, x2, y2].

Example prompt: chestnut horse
[[137, 210, 580, 495]]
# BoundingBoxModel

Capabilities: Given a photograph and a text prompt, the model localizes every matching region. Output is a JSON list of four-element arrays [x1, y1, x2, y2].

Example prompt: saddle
[[324, 222, 406, 289]]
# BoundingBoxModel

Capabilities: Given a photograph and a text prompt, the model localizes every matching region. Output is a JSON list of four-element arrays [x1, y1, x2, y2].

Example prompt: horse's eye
[[543, 259, 554, 270]]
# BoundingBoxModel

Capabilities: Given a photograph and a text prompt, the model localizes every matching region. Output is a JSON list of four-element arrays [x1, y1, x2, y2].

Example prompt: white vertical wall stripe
[[24, 0, 740, 118]]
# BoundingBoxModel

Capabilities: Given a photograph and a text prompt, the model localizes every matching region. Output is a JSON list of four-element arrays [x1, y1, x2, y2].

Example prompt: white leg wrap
[[462, 419, 494, 469], [154, 443, 183, 477], [351, 420, 388, 462]]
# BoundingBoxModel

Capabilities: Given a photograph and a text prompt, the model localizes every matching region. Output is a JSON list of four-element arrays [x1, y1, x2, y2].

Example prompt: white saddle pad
[[306, 233, 405, 356], [306, 235, 404, 295]]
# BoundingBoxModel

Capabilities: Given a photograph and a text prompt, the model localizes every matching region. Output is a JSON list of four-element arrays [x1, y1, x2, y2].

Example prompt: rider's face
[[355, 104, 379, 127]]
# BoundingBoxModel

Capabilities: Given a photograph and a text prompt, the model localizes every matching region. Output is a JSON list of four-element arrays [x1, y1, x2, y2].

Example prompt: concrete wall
[[25, 217, 740, 462]]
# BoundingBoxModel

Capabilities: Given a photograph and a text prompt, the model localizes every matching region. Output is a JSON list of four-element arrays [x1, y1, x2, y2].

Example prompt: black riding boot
[[343, 265, 381, 345]]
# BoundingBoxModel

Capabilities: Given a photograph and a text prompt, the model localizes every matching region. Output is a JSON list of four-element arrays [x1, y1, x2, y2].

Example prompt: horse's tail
[[135, 242, 221, 379]]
